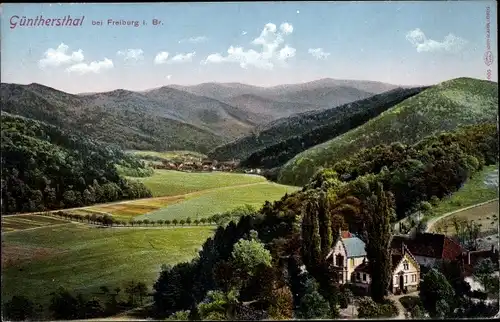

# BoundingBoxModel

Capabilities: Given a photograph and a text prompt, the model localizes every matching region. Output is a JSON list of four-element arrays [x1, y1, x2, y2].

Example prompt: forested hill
[[279, 77, 499, 186], [1, 113, 152, 215], [239, 86, 429, 169], [0, 83, 225, 153], [208, 86, 428, 162]]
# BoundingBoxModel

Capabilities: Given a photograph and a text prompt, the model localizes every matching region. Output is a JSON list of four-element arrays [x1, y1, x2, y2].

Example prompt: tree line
[[1, 113, 152, 215], [44, 206, 256, 228]]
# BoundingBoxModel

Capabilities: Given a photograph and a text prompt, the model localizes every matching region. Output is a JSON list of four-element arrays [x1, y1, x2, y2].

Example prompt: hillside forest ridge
[[1, 76, 499, 321]]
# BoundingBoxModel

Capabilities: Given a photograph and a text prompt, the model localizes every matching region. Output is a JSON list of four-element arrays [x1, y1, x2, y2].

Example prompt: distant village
[[150, 158, 262, 174]]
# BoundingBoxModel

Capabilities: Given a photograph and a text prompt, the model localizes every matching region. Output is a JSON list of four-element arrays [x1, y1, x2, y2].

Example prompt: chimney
[[467, 251, 471, 265]]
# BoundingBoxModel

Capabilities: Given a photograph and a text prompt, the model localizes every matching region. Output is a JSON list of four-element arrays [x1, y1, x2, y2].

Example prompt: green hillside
[[279, 77, 499, 186]]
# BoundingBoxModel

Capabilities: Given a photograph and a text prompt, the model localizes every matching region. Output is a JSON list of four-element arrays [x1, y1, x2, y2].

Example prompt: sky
[[1, 1, 498, 94]]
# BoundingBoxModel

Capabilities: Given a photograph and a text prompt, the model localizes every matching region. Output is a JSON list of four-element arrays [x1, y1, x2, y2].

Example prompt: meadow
[[426, 165, 499, 219], [85, 169, 296, 221], [135, 182, 299, 222], [1, 215, 69, 233], [430, 200, 499, 235], [135, 183, 298, 220], [1, 222, 214, 308], [128, 169, 267, 197]]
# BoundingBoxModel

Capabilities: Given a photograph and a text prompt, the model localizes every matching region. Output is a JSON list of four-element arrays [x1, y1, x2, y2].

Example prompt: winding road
[[425, 198, 499, 233]]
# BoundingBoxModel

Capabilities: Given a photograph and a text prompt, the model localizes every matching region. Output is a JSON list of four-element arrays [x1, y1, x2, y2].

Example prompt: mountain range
[[1, 78, 399, 153]]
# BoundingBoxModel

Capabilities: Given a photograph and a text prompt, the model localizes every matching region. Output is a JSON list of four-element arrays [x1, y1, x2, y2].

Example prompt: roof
[[391, 233, 463, 260], [392, 254, 403, 272], [342, 236, 367, 258], [341, 231, 352, 238], [354, 261, 370, 273]]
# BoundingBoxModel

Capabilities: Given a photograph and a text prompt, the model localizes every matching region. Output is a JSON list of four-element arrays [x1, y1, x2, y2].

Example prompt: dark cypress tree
[[311, 203, 322, 269], [362, 181, 394, 303], [300, 205, 314, 270], [317, 191, 333, 258]]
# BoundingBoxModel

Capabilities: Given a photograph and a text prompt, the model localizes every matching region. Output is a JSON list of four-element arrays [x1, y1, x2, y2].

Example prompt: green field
[[1, 215, 69, 233], [279, 77, 499, 186], [129, 169, 268, 197], [135, 182, 300, 221], [426, 165, 499, 219], [1, 223, 214, 308]]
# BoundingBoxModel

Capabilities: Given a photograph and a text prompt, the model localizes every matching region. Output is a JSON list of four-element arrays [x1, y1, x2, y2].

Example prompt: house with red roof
[[326, 231, 421, 294], [391, 232, 464, 268]]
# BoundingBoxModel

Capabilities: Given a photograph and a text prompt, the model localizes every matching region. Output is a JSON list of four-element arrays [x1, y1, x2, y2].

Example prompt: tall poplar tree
[[362, 181, 394, 303]]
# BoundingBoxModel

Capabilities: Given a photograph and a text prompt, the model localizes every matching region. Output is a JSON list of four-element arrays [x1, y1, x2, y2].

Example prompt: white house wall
[[393, 254, 420, 289]]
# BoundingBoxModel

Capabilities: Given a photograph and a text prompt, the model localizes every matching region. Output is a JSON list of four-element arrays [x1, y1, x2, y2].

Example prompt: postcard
[[1, 2, 498, 320]]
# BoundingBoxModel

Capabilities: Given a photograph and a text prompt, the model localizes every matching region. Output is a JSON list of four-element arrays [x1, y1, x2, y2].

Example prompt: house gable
[[393, 252, 420, 274]]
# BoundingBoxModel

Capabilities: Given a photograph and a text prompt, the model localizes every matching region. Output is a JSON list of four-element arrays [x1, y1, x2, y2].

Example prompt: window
[[405, 275, 408, 284], [336, 254, 344, 267], [356, 272, 361, 280], [363, 273, 366, 281], [403, 260, 409, 270]]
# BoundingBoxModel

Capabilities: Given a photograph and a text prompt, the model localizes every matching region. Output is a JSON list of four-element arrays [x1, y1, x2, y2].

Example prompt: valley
[[1, 75, 498, 321]]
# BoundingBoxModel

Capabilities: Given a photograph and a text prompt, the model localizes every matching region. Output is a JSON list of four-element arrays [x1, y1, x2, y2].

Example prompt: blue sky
[[1, 2, 497, 93]]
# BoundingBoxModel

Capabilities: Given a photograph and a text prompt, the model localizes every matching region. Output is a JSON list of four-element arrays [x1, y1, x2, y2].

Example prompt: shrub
[[399, 296, 423, 311], [357, 297, 398, 318]]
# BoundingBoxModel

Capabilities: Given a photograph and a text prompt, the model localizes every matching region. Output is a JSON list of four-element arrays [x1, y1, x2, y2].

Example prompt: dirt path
[[425, 199, 499, 233], [3, 181, 269, 218]]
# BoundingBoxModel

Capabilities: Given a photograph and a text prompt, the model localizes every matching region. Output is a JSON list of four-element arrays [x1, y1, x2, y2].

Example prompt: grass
[[426, 165, 499, 219], [430, 200, 498, 235], [279, 77, 498, 186], [1, 215, 69, 233], [87, 195, 188, 221], [1, 223, 214, 308], [135, 182, 300, 221], [129, 169, 267, 197]]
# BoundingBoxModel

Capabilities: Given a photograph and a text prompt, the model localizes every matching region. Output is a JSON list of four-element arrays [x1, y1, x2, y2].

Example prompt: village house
[[325, 231, 421, 294], [391, 233, 464, 269], [459, 245, 499, 277]]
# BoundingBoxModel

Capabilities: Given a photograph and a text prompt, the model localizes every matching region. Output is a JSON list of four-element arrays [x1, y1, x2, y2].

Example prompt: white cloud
[[117, 48, 144, 62], [39, 43, 84, 68], [279, 45, 296, 60], [406, 28, 467, 53], [296, 10, 300, 14], [154, 51, 169, 64], [178, 36, 208, 44], [201, 22, 295, 70], [308, 48, 330, 60], [166, 75, 172, 80], [280, 22, 293, 34], [154, 51, 195, 64], [66, 58, 114, 74], [170, 52, 196, 63], [241, 31, 247, 35]]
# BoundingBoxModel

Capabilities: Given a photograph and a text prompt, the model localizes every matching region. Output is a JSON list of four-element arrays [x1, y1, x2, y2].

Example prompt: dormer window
[[403, 260, 409, 270]]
